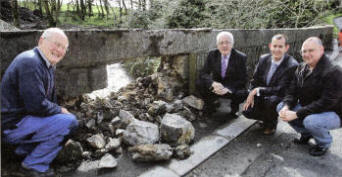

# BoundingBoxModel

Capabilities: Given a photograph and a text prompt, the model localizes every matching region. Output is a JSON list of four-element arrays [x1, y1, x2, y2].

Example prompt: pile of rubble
[[57, 71, 205, 173]]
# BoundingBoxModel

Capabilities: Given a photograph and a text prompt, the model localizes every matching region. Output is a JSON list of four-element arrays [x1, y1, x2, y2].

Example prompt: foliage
[[166, 0, 209, 28], [123, 57, 161, 78]]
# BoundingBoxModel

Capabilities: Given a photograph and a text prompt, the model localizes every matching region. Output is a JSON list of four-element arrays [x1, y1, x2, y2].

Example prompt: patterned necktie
[[266, 63, 278, 85], [221, 56, 228, 78]]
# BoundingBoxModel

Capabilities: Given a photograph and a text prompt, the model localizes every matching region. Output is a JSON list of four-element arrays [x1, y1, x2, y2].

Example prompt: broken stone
[[108, 124, 115, 135], [119, 110, 137, 128], [94, 148, 108, 158], [122, 120, 159, 146], [174, 144, 192, 160], [179, 106, 196, 121], [97, 111, 104, 124], [111, 116, 121, 128], [77, 160, 99, 172], [128, 144, 173, 162], [99, 153, 118, 168], [56, 139, 83, 163], [160, 113, 195, 146], [182, 95, 204, 110], [147, 100, 167, 116], [87, 134, 106, 149], [173, 99, 184, 112], [86, 119, 96, 129], [116, 147, 123, 154], [82, 151, 92, 159], [165, 103, 175, 113], [105, 138, 121, 151], [115, 129, 125, 136]]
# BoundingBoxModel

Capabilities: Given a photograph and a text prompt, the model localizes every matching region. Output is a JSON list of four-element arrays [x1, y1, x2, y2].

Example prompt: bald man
[[277, 37, 342, 156], [1, 28, 78, 176]]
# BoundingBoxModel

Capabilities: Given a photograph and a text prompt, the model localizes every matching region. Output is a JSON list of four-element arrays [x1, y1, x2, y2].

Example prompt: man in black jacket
[[278, 37, 342, 156], [197, 31, 247, 118], [242, 34, 298, 135]]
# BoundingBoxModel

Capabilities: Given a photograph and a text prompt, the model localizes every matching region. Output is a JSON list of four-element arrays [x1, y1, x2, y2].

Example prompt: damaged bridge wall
[[0, 26, 333, 96]]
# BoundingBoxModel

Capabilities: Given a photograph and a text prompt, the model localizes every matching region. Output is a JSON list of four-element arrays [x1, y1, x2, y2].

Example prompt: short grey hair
[[216, 31, 234, 46], [41, 28, 68, 41]]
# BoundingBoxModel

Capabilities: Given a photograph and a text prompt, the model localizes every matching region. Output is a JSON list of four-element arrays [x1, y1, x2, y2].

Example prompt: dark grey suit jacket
[[250, 53, 298, 100], [198, 48, 247, 95]]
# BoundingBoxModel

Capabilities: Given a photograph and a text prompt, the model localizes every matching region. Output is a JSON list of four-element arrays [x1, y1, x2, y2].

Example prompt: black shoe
[[20, 166, 56, 177], [227, 112, 238, 119], [309, 145, 328, 156], [293, 135, 312, 145]]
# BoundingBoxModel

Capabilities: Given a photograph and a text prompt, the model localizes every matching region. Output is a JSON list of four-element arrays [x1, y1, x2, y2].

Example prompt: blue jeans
[[277, 102, 341, 148], [3, 113, 78, 172]]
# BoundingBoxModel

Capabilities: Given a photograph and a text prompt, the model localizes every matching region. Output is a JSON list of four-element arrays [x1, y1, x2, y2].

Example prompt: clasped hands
[[278, 105, 298, 122], [211, 82, 231, 95]]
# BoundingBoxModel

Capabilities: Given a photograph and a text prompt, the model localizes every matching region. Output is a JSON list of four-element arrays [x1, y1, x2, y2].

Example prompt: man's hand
[[279, 109, 298, 122], [278, 105, 289, 118], [214, 87, 230, 95], [61, 107, 71, 114], [211, 81, 224, 91], [243, 88, 258, 111]]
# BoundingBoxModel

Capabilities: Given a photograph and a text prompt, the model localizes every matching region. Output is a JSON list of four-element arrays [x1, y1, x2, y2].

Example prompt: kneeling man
[[278, 37, 342, 156], [243, 34, 298, 135]]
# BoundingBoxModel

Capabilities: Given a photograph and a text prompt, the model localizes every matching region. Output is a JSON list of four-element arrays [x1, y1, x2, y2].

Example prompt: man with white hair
[[197, 31, 248, 118], [1, 28, 78, 176], [277, 37, 342, 156]]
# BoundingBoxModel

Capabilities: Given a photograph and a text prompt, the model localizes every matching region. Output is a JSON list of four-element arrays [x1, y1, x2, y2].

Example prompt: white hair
[[41, 28, 68, 41], [216, 31, 234, 46]]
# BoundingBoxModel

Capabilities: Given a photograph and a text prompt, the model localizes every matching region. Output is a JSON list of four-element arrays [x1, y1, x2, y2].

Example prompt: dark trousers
[[197, 85, 247, 114], [242, 95, 281, 129]]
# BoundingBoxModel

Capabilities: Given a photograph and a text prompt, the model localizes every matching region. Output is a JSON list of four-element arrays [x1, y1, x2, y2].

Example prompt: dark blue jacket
[[1, 47, 61, 130]]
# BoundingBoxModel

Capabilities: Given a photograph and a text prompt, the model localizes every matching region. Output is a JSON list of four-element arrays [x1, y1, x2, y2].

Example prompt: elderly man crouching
[[1, 28, 78, 177]]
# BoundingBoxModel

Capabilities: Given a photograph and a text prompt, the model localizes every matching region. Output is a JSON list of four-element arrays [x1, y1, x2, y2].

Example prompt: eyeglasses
[[44, 37, 68, 51]]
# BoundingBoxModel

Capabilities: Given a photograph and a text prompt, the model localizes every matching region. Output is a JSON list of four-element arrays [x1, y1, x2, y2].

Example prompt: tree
[[10, 0, 20, 27]]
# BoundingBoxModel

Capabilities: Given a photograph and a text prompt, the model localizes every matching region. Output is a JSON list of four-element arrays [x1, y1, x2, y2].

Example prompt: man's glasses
[[44, 37, 68, 51]]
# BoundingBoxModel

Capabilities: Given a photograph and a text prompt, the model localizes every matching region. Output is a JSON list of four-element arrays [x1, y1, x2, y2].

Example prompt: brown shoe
[[263, 128, 276, 135]]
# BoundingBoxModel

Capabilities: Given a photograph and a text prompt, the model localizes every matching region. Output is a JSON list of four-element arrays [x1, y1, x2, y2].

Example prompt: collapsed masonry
[[55, 57, 206, 173]]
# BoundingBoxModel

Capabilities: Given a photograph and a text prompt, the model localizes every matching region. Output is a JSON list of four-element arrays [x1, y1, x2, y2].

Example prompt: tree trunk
[[80, 0, 86, 20], [142, 0, 146, 11], [87, 0, 93, 17], [118, 0, 122, 24], [104, 0, 110, 17], [38, 0, 43, 17], [43, 0, 56, 26], [122, 0, 127, 14], [75, 0, 80, 16], [99, 0, 105, 17], [130, 0, 133, 9], [10, 0, 20, 27]]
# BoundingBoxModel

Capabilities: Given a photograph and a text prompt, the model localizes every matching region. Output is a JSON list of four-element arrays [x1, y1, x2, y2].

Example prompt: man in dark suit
[[278, 37, 342, 156], [242, 34, 298, 135], [197, 31, 248, 118]]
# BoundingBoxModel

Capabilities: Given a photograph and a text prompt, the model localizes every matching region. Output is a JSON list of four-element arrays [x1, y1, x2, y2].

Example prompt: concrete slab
[[215, 117, 256, 140], [138, 167, 180, 177], [167, 135, 229, 176], [137, 116, 256, 177]]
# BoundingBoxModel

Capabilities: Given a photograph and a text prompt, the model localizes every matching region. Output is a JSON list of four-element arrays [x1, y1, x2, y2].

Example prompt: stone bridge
[[0, 26, 334, 96]]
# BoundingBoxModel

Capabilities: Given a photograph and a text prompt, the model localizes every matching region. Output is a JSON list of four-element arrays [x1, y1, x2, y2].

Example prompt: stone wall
[[0, 26, 333, 96]]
